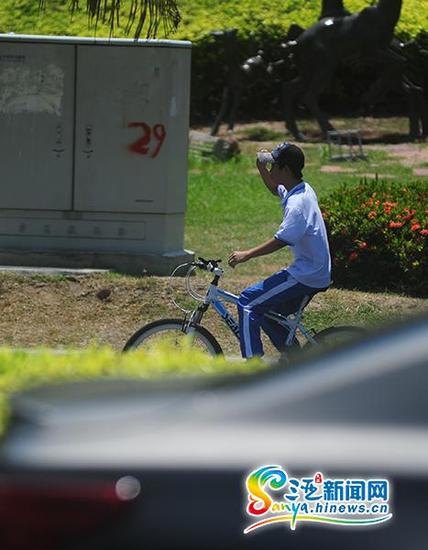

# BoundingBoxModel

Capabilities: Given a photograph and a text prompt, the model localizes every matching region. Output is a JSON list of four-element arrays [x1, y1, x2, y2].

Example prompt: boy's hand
[[228, 250, 250, 268], [256, 149, 278, 195], [256, 149, 270, 170]]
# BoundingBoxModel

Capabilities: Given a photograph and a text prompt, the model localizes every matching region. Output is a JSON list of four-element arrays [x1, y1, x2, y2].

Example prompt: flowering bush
[[320, 180, 428, 297]]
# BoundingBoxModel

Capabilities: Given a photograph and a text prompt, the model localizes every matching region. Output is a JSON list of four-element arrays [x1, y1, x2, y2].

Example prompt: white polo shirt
[[274, 181, 331, 289]]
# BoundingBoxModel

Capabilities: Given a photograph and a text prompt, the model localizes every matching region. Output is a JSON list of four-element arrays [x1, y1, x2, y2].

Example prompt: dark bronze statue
[[319, 0, 350, 19], [395, 40, 428, 139], [210, 29, 270, 136], [282, 0, 420, 141], [209, 1, 427, 141]]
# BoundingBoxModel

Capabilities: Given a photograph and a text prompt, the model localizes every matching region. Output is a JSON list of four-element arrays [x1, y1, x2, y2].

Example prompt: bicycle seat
[[268, 286, 330, 317]]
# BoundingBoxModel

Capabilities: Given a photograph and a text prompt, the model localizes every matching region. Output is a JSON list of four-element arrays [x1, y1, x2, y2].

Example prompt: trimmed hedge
[[321, 180, 428, 297], [174, 0, 428, 44], [1, 1, 427, 44]]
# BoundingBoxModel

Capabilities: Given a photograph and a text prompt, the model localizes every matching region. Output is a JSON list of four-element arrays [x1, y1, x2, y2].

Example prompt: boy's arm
[[257, 158, 279, 196], [228, 238, 286, 268]]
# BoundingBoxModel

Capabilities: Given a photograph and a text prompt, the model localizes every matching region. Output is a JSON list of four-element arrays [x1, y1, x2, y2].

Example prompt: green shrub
[[321, 180, 428, 297]]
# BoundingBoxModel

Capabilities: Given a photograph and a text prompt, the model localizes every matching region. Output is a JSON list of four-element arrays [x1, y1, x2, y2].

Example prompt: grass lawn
[[185, 131, 423, 279]]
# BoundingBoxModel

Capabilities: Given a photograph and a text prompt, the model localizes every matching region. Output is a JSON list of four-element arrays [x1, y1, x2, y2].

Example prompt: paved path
[[0, 266, 109, 276]]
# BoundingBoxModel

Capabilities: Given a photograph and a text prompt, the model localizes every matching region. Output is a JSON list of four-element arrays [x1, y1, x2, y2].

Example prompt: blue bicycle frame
[[193, 282, 317, 348]]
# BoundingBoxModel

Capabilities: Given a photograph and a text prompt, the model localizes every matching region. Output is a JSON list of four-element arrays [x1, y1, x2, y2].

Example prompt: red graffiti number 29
[[128, 122, 166, 158]]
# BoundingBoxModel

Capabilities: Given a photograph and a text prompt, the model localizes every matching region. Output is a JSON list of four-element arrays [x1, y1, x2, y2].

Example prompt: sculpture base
[[0, 248, 194, 276]]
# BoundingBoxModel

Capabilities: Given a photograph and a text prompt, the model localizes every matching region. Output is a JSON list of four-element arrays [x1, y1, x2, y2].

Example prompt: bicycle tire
[[123, 318, 223, 356], [307, 325, 366, 349]]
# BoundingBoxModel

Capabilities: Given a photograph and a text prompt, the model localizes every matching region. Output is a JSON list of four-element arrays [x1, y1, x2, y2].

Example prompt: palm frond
[[38, 0, 181, 39]]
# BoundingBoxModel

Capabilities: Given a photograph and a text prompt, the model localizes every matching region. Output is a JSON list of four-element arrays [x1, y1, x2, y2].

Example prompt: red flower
[[389, 221, 404, 228], [368, 211, 377, 219], [383, 201, 398, 208], [421, 229, 428, 236], [401, 208, 417, 222], [349, 252, 359, 262], [358, 241, 368, 249], [411, 224, 421, 231], [402, 213, 416, 222]]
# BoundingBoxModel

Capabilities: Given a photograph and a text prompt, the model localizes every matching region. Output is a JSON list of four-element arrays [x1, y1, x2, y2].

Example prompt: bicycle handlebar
[[169, 256, 225, 313], [193, 257, 223, 274]]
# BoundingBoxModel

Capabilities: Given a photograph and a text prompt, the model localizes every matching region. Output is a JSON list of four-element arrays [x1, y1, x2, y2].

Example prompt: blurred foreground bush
[[0, 346, 264, 435], [321, 180, 428, 297]]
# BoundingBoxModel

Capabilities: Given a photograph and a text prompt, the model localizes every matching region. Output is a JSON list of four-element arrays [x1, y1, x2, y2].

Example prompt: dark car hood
[[1, 315, 428, 475]]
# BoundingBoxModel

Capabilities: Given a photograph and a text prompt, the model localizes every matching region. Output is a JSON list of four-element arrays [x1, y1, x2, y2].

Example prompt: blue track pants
[[237, 270, 320, 358]]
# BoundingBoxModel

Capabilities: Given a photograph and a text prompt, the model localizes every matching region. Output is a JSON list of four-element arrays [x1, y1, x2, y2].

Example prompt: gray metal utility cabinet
[[0, 34, 193, 274]]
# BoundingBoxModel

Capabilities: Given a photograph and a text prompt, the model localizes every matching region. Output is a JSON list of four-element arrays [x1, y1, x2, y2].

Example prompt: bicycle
[[123, 257, 365, 357]]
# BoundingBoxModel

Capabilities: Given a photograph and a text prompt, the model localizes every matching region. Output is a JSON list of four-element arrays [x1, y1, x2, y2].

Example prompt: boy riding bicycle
[[228, 142, 331, 358]]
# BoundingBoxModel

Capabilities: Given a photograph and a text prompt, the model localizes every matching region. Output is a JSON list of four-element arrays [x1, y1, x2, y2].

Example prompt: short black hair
[[273, 143, 305, 179]]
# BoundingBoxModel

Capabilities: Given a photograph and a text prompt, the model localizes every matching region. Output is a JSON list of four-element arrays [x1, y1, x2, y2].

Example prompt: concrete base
[[0, 248, 195, 276]]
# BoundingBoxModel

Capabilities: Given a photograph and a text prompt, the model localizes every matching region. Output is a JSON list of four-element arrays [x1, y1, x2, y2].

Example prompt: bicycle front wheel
[[123, 318, 223, 356]]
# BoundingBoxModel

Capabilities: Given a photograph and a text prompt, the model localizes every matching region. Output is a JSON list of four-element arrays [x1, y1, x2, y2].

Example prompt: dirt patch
[[191, 119, 428, 171], [192, 117, 417, 144], [359, 173, 395, 179], [413, 167, 428, 176], [319, 165, 395, 178], [0, 272, 426, 355], [320, 166, 356, 173], [377, 143, 428, 167]]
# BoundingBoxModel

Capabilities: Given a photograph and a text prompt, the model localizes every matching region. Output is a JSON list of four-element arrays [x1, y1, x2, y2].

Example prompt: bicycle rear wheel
[[308, 325, 366, 350], [123, 318, 223, 356]]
